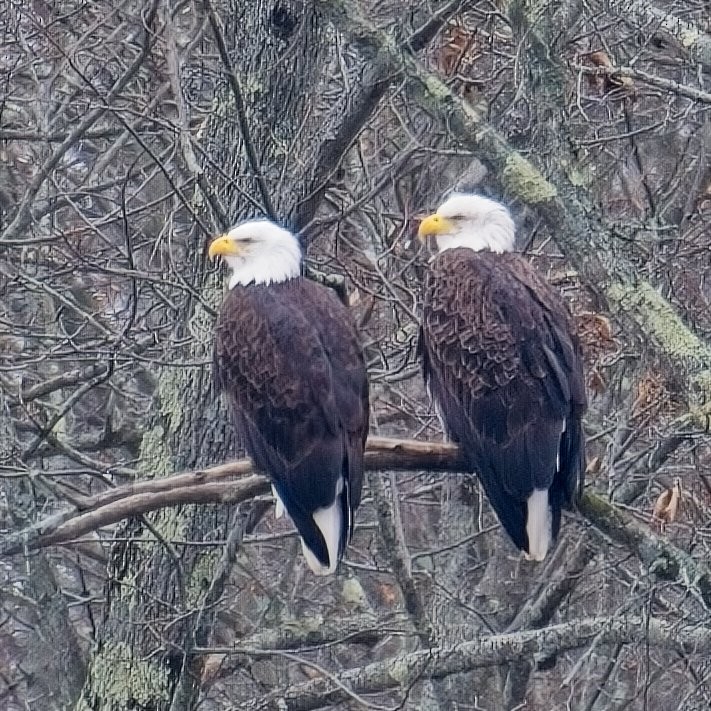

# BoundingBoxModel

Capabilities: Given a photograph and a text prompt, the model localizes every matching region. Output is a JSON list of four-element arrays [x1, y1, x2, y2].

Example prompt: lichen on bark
[[501, 153, 557, 203], [606, 280, 711, 397], [76, 641, 170, 711]]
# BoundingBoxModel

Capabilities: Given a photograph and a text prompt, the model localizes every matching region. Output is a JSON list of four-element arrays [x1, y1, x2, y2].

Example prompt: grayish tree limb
[[3, 436, 709, 612], [232, 615, 711, 711]]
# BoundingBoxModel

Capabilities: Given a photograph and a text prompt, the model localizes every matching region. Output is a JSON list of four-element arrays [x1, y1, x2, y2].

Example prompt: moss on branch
[[579, 491, 711, 609], [76, 641, 170, 711], [239, 615, 711, 710], [607, 281, 711, 368]]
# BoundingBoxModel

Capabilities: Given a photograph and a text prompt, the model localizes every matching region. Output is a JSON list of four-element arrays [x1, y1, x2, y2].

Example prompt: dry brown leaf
[[588, 369, 607, 395], [588, 51, 635, 94], [585, 455, 602, 476], [576, 312, 618, 372], [439, 25, 477, 76], [651, 478, 682, 531], [299, 664, 323, 680], [631, 372, 668, 419], [201, 653, 225, 683], [377, 582, 399, 607], [590, 51, 613, 69]]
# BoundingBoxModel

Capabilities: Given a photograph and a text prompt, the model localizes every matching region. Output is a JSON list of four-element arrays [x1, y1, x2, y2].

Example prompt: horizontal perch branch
[[2, 436, 709, 610], [0, 438, 464, 556]]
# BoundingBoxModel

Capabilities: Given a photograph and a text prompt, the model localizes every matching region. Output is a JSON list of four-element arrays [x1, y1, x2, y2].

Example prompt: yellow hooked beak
[[417, 213, 455, 239], [208, 234, 242, 259]]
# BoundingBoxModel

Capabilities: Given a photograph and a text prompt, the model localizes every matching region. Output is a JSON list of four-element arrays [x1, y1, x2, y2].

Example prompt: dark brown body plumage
[[213, 278, 369, 570], [419, 248, 586, 554]]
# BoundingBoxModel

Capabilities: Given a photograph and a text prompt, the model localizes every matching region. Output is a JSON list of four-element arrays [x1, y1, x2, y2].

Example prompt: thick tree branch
[[292, 0, 465, 232], [232, 615, 711, 711], [3, 436, 709, 612], [578, 491, 711, 608], [0, 438, 464, 556], [0, 477, 269, 557], [226, 612, 404, 652], [197, 612, 412, 683]]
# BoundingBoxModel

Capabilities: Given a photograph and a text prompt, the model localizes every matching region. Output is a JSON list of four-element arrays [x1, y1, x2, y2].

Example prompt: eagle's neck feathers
[[436, 223, 515, 255]]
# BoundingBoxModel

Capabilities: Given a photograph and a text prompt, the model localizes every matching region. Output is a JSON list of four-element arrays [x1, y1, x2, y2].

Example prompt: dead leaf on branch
[[587, 51, 635, 95], [585, 455, 602, 477], [438, 24, 478, 77], [651, 478, 682, 532], [575, 311, 618, 393], [631, 371, 670, 420]]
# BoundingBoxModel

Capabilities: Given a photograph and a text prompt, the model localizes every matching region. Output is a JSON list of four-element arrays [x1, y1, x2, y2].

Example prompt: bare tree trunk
[[76, 2, 332, 708]]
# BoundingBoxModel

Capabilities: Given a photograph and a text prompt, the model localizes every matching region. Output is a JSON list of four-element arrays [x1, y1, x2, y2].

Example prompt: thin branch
[[0, 438, 463, 556], [407, 0, 470, 53], [573, 63, 711, 104], [0, 0, 162, 245], [17, 365, 110, 403], [22, 365, 115, 461], [0, 125, 178, 142], [293, 0, 465, 232], [368, 471, 434, 642]]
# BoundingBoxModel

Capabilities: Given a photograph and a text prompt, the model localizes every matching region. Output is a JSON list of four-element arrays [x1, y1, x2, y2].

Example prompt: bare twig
[[0, 0, 162, 245], [573, 63, 711, 104], [293, 0, 466, 233], [368, 471, 434, 642]]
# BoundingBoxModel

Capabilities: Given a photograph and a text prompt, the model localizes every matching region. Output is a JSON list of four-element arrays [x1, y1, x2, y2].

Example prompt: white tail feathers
[[525, 488, 553, 561], [300, 477, 345, 576]]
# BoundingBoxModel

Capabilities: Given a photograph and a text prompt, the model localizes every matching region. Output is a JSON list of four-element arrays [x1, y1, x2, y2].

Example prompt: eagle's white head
[[208, 219, 302, 288], [417, 193, 515, 254]]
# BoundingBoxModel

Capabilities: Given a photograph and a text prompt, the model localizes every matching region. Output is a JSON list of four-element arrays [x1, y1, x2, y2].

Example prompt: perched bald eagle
[[209, 220, 369, 575], [417, 194, 586, 560]]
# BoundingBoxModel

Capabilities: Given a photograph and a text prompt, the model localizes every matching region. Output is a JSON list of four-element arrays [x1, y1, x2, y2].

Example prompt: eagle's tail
[[282, 476, 347, 576], [524, 488, 553, 561]]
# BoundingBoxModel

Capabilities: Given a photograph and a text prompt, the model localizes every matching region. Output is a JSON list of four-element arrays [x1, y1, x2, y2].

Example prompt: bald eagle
[[417, 194, 586, 560], [209, 220, 369, 575]]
